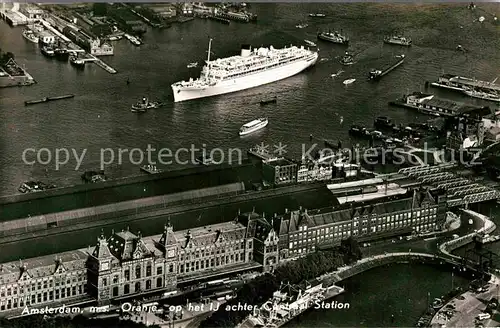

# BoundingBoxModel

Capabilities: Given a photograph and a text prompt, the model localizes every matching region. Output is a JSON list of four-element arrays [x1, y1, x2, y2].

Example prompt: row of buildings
[[0, 187, 446, 315]]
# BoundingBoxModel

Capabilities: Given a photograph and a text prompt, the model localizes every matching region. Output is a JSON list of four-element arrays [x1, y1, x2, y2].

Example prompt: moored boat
[[463, 88, 500, 102], [40, 44, 55, 57], [54, 48, 70, 61], [22, 29, 38, 43], [239, 117, 268, 136], [70, 55, 85, 68]]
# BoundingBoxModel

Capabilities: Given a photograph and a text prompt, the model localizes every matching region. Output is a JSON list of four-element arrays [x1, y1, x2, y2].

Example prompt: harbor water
[[0, 3, 499, 197], [0, 3, 498, 326]]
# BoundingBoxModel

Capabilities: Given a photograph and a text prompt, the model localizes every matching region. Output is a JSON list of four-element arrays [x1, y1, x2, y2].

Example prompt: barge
[[430, 74, 500, 94], [25, 94, 75, 106], [389, 92, 490, 117], [369, 54, 405, 80]]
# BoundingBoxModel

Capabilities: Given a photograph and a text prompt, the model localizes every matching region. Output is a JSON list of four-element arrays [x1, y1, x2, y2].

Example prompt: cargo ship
[[171, 39, 318, 102], [430, 74, 500, 94], [389, 92, 490, 117], [317, 30, 349, 45], [369, 54, 405, 80], [383, 35, 412, 46]]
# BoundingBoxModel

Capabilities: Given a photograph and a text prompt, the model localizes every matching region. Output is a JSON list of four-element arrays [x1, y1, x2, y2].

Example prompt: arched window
[[134, 282, 141, 293], [146, 280, 151, 290], [146, 263, 152, 277], [112, 286, 119, 297], [124, 284, 130, 294], [156, 277, 162, 288], [135, 265, 141, 279]]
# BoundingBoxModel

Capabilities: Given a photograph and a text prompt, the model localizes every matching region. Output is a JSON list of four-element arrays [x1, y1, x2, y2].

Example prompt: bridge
[[398, 164, 500, 206]]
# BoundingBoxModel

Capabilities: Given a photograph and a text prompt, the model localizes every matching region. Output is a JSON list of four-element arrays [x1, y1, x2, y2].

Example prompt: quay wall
[[320, 252, 479, 286], [0, 161, 261, 221], [0, 75, 34, 87], [439, 209, 497, 259], [0, 182, 329, 244]]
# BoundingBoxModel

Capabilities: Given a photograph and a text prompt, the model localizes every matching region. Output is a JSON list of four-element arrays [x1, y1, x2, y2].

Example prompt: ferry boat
[[22, 29, 38, 43], [239, 117, 268, 136], [343, 78, 356, 85], [431, 74, 500, 94], [187, 62, 198, 68], [384, 35, 412, 46], [304, 40, 317, 47], [295, 22, 309, 29], [171, 39, 318, 102], [317, 30, 349, 45], [124, 33, 142, 46], [463, 88, 500, 102], [340, 52, 354, 65], [70, 55, 85, 68], [40, 45, 55, 57], [131, 97, 163, 112], [309, 13, 326, 17]]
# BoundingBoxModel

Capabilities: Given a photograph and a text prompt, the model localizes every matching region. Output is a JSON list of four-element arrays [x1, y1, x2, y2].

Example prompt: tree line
[[200, 237, 363, 328]]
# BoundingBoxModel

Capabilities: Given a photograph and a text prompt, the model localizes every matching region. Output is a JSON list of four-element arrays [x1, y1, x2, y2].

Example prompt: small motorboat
[[331, 70, 344, 78], [295, 23, 309, 29], [187, 62, 198, 68], [304, 40, 317, 47], [70, 55, 85, 68], [343, 78, 356, 85], [260, 97, 277, 106]]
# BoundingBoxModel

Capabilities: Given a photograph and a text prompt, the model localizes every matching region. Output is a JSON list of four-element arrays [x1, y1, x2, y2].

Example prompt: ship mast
[[205, 38, 213, 79]]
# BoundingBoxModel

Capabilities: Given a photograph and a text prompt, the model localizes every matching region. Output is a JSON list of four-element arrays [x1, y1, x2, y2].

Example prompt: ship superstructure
[[171, 39, 318, 102]]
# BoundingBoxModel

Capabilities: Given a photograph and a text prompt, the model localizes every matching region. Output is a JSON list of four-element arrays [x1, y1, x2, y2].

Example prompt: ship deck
[[451, 76, 500, 92]]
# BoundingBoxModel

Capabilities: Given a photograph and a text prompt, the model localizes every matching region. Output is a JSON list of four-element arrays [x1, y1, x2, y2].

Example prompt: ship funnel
[[241, 44, 251, 57]]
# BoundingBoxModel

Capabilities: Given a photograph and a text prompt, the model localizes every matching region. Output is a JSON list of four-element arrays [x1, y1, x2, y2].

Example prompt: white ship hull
[[172, 53, 318, 103], [239, 120, 268, 136]]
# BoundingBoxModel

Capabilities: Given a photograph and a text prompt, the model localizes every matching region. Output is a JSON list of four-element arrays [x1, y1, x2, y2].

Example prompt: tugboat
[[317, 30, 349, 45], [40, 44, 55, 57], [131, 97, 163, 112], [339, 52, 354, 65], [22, 29, 39, 43], [69, 55, 85, 68], [383, 35, 412, 46]]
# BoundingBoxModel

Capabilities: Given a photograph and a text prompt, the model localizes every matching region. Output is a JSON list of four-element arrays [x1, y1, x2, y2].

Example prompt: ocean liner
[[171, 39, 318, 102]]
